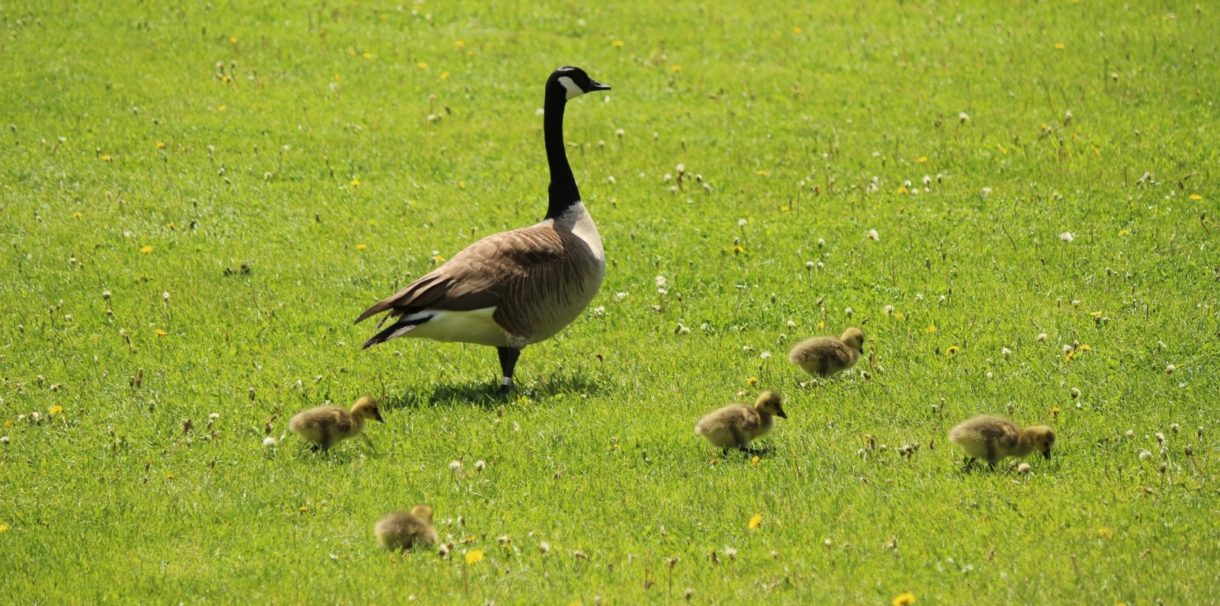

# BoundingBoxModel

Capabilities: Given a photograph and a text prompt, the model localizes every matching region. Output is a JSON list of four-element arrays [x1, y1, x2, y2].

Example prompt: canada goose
[[356, 66, 611, 391], [374, 504, 439, 551], [788, 327, 865, 378], [695, 391, 788, 454], [948, 415, 1055, 469], [288, 396, 384, 452]]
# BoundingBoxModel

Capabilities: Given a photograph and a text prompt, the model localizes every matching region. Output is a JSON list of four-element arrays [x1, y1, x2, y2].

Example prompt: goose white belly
[[397, 308, 510, 347]]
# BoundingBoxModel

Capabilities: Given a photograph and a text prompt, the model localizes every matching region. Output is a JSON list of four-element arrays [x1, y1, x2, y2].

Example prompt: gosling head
[[755, 391, 787, 419], [840, 327, 865, 353], [1025, 426, 1056, 459], [550, 66, 611, 100], [409, 504, 434, 523], [352, 396, 385, 423]]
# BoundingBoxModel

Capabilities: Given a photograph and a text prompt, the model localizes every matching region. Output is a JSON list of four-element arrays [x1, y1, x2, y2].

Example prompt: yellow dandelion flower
[[432, 254, 446, 263], [892, 592, 916, 606], [417, 61, 428, 70], [1050, 406, 1061, 419], [155, 328, 168, 337], [355, 243, 368, 251], [669, 64, 682, 73], [440, 71, 450, 80], [915, 156, 928, 163], [755, 170, 770, 177], [746, 376, 758, 385], [228, 36, 238, 45], [925, 324, 937, 334], [1097, 527, 1113, 539], [465, 549, 485, 565], [155, 141, 166, 150], [1064, 350, 1076, 361], [1188, 193, 1202, 201], [896, 185, 910, 194], [140, 245, 154, 254], [748, 513, 763, 529], [72, 211, 83, 219], [217, 104, 227, 112], [750, 455, 760, 466], [1054, 42, 1065, 49], [1118, 229, 1131, 237], [350, 178, 361, 188], [611, 40, 624, 48], [0, 522, 9, 533], [731, 245, 745, 254], [946, 345, 960, 356], [101, 154, 112, 162], [299, 505, 310, 514], [1089, 311, 1104, 318], [48, 405, 64, 416], [1077, 344, 1092, 352], [454, 40, 465, 48], [792, 26, 802, 34], [816, 320, 826, 329]]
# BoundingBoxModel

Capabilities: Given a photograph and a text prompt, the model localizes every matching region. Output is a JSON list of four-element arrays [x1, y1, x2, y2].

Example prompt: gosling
[[374, 504, 439, 552], [288, 396, 384, 452], [788, 327, 865, 378], [948, 415, 1055, 469], [695, 391, 788, 454]]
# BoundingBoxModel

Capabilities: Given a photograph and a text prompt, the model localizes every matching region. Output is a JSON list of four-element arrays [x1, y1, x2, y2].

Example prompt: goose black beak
[[589, 80, 611, 92], [777, 411, 788, 419]]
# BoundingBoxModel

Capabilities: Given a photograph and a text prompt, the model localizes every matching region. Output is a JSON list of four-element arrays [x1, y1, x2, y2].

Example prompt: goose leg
[[496, 347, 521, 392]]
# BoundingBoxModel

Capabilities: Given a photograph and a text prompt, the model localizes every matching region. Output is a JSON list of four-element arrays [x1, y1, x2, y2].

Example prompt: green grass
[[2, 0, 1217, 603]]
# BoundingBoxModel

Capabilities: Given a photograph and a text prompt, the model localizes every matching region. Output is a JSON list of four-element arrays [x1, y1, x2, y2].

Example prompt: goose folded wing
[[355, 226, 567, 323]]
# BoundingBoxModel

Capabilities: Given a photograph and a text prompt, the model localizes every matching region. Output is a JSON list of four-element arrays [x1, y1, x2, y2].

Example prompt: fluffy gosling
[[788, 327, 865, 378], [288, 396, 384, 452], [375, 504, 439, 552], [695, 391, 788, 454], [948, 415, 1055, 469]]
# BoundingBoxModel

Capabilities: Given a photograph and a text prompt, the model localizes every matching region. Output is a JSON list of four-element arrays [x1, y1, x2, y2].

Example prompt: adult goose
[[356, 66, 611, 391]]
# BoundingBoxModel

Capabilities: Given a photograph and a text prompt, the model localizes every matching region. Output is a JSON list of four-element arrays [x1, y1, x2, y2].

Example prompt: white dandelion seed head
[[1070, 387, 1081, 398], [614, 291, 628, 301], [737, 218, 748, 227], [1036, 332, 1048, 342], [958, 112, 970, 123], [817, 238, 826, 247], [208, 412, 220, 421], [760, 351, 772, 360], [805, 261, 816, 270], [867, 229, 880, 241], [1059, 231, 1075, 242], [844, 307, 854, 317], [539, 541, 551, 554], [723, 546, 738, 559], [102, 290, 112, 300], [615, 128, 625, 137], [676, 163, 686, 174], [883, 304, 895, 315], [475, 459, 486, 472], [654, 275, 668, 288], [786, 320, 797, 329], [981, 187, 993, 196], [262, 436, 277, 447], [1001, 347, 1012, 357], [449, 460, 462, 472], [1124, 429, 1135, 438], [1165, 363, 1176, 374], [1138, 449, 1152, 461]]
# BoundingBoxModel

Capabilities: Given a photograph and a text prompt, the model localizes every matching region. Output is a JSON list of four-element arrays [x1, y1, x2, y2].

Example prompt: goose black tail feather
[[361, 315, 429, 349]]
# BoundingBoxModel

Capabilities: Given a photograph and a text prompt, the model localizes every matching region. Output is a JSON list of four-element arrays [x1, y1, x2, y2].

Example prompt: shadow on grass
[[381, 371, 606, 411]]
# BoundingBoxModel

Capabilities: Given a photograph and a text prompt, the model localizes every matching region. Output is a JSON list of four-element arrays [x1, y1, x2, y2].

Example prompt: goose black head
[[550, 66, 611, 100]]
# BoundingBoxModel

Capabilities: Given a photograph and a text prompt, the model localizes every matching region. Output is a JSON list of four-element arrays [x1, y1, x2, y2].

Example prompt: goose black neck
[[544, 87, 580, 219]]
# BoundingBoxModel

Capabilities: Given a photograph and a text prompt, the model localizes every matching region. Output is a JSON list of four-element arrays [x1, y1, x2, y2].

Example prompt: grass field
[[2, 1, 1217, 603]]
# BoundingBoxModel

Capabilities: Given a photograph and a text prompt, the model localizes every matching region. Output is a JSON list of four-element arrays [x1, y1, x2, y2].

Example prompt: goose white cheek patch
[[558, 76, 584, 99]]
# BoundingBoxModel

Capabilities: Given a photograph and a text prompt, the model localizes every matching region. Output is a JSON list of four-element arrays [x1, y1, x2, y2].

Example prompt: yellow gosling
[[375, 505, 439, 552], [695, 391, 787, 454], [788, 327, 865, 378], [949, 415, 1055, 470], [288, 396, 384, 452]]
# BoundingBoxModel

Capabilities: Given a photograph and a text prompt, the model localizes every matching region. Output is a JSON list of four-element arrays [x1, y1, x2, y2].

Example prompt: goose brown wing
[[355, 225, 566, 323]]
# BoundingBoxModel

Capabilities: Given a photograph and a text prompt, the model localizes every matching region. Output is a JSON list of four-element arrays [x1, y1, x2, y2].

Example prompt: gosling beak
[[777, 410, 788, 419], [373, 411, 385, 423], [588, 79, 611, 92]]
